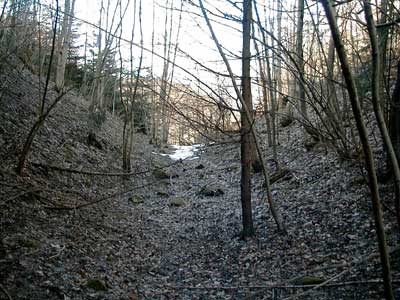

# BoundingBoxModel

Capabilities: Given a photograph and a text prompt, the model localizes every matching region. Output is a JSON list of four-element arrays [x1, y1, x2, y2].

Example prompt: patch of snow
[[169, 144, 203, 160], [152, 151, 169, 157]]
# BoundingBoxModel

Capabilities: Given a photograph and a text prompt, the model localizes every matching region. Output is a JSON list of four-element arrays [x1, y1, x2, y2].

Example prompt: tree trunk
[[240, 0, 255, 237], [363, 0, 400, 233], [55, 0, 76, 92], [389, 61, 400, 227], [390, 62, 400, 174], [321, 1, 394, 299], [253, 3, 278, 165], [199, 0, 284, 233], [296, 0, 307, 119]]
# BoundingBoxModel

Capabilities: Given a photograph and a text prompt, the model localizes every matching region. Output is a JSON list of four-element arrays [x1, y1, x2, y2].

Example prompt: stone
[[86, 279, 107, 291], [198, 184, 224, 197], [128, 195, 144, 205], [350, 175, 366, 186], [156, 191, 169, 197], [152, 168, 178, 180], [169, 197, 186, 207]]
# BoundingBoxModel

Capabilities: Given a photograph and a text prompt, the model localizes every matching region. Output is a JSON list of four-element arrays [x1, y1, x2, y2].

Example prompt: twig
[[0, 188, 42, 205], [0, 283, 13, 300], [48, 245, 66, 260], [376, 17, 400, 28]]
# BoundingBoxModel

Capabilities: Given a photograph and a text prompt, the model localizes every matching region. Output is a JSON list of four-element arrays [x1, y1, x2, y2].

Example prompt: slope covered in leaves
[[1, 69, 400, 299]]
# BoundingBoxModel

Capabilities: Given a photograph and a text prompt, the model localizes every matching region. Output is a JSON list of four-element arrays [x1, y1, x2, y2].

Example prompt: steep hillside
[[1, 69, 400, 300]]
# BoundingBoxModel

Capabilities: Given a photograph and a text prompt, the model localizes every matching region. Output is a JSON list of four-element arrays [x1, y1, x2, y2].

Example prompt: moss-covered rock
[[350, 175, 366, 186], [198, 184, 224, 197], [87, 279, 107, 291], [153, 168, 170, 179], [169, 197, 186, 207], [19, 238, 40, 249], [128, 195, 144, 204], [156, 191, 169, 197]]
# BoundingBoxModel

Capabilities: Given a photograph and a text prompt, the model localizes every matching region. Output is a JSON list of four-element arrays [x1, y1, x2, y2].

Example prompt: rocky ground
[[1, 70, 400, 300]]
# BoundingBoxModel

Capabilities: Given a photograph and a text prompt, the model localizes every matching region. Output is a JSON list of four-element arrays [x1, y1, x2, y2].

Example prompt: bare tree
[[17, 0, 65, 175], [199, 0, 285, 234]]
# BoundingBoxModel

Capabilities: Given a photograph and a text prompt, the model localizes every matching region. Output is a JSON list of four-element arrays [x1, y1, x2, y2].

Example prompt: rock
[[304, 138, 318, 151], [19, 237, 40, 249], [156, 191, 169, 197], [152, 168, 178, 180], [128, 195, 144, 205], [252, 160, 263, 173], [169, 197, 186, 207], [86, 279, 107, 291], [195, 164, 205, 170], [87, 132, 103, 150], [280, 114, 294, 127], [198, 184, 224, 197], [153, 168, 170, 179], [350, 175, 366, 186]]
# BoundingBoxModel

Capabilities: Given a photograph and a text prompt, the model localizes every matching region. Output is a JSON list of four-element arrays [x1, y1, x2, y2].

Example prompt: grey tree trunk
[[55, 0, 76, 92], [296, 0, 307, 119]]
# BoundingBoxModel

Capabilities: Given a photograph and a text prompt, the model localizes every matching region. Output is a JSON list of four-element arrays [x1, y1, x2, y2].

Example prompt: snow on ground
[[153, 144, 204, 161], [169, 144, 203, 160]]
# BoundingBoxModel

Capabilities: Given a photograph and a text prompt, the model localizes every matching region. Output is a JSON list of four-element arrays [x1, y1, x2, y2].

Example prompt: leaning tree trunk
[[321, 1, 394, 299], [363, 0, 400, 233]]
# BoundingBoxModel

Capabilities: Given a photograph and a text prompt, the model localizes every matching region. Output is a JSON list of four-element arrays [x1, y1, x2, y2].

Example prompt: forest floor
[[1, 70, 400, 300]]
